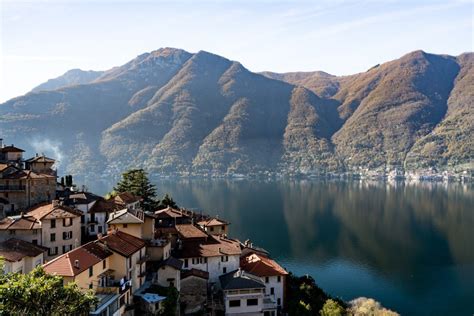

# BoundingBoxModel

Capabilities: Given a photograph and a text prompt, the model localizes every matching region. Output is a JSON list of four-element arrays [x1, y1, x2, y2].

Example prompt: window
[[221, 255, 229, 262], [103, 260, 106, 269], [63, 231, 72, 240], [271, 287, 274, 295], [128, 257, 132, 268], [48, 247, 58, 256], [223, 267, 227, 274], [210, 227, 214, 232], [50, 219, 56, 228], [277, 276, 281, 283], [62, 245, 66, 254], [89, 283, 93, 289], [32, 239, 38, 245], [222, 225, 225, 230], [9, 230, 15, 235], [90, 225, 95, 232], [123, 224, 128, 228], [63, 218, 72, 227], [265, 276, 269, 283], [247, 299, 258, 306], [50, 233, 56, 242], [277, 298, 281, 306], [81, 215, 85, 224], [32, 229, 38, 235], [89, 266, 93, 277], [229, 300, 240, 307], [184, 259, 188, 268], [98, 226, 103, 233]]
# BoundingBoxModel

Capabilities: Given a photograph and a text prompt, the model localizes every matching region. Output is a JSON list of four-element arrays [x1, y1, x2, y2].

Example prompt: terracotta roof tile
[[98, 230, 145, 257], [197, 218, 229, 226], [43, 241, 113, 277], [0, 215, 41, 230], [181, 268, 209, 280], [114, 192, 141, 205], [89, 198, 122, 214], [25, 155, 55, 163], [175, 235, 241, 258], [175, 224, 208, 239], [0, 238, 47, 262], [240, 253, 288, 277], [27, 202, 82, 220]]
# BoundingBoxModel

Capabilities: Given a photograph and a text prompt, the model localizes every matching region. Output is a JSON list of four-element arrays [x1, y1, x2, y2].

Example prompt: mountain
[[1, 49, 472, 178], [31, 69, 104, 92]]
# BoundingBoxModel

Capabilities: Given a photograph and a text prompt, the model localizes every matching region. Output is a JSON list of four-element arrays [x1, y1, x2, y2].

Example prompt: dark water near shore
[[92, 179, 474, 315]]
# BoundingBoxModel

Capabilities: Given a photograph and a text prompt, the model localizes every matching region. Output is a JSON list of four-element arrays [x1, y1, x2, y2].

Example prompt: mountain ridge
[[1, 48, 472, 178]]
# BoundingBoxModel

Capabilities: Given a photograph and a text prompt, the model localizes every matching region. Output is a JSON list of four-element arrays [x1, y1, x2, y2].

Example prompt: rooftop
[[27, 201, 83, 220], [155, 207, 189, 219], [97, 230, 145, 257], [175, 234, 241, 259], [25, 155, 55, 163], [88, 198, 122, 214], [0, 238, 48, 262], [197, 217, 229, 227], [175, 224, 208, 239], [0, 214, 41, 230], [43, 242, 113, 277], [158, 256, 183, 270], [113, 192, 141, 205], [0, 145, 24, 153], [219, 269, 265, 291], [107, 208, 145, 224], [181, 268, 209, 280], [240, 253, 288, 277]]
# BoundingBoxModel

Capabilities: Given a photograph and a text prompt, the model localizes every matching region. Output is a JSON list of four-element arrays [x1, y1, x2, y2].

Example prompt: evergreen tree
[[160, 193, 178, 209], [0, 265, 97, 315], [114, 169, 160, 212]]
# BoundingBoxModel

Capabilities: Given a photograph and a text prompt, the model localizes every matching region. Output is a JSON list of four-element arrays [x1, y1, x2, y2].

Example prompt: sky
[[0, 0, 472, 103]]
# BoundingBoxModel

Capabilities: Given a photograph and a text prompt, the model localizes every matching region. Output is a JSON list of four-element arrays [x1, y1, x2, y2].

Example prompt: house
[[0, 214, 42, 245], [180, 268, 209, 314], [146, 238, 171, 262], [241, 252, 288, 310], [0, 143, 57, 215], [112, 192, 141, 210], [27, 201, 82, 260], [198, 217, 230, 235], [96, 230, 147, 292], [155, 207, 192, 228], [219, 269, 273, 316], [175, 234, 241, 283], [107, 208, 145, 239], [86, 198, 122, 239], [0, 238, 47, 273], [43, 241, 129, 316], [155, 256, 183, 291]]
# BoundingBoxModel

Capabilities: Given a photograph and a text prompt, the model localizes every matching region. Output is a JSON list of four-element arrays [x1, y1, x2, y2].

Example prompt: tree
[[0, 266, 97, 315], [159, 193, 178, 210], [114, 169, 160, 212], [320, 299, 345, 316]]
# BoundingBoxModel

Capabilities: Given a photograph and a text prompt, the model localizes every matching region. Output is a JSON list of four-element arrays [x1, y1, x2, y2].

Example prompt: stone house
[[180, 268, 209, 314]]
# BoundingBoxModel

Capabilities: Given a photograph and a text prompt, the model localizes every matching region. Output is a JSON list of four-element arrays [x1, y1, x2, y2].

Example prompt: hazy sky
[[1, 0, 472, 103]]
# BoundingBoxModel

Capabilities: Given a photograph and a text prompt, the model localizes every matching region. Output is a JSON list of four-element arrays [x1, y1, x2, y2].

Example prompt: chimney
[[0, 138, 3, 148], [74, 260, 80, 269], [35, 153, 39, 157]]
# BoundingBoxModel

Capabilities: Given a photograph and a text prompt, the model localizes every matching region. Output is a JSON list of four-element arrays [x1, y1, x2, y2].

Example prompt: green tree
[[0, 266, 97, 315], [320, 299, 345, 316], [114, 169, 160, 212], [159, 193, 178, 210]]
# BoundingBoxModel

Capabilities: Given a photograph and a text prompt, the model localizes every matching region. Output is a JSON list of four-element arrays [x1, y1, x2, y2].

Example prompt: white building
[[240, 252, 288, 309], [219, 269, 276, 316], [155, 256, 183, 291], [0, 238, 47, 273]]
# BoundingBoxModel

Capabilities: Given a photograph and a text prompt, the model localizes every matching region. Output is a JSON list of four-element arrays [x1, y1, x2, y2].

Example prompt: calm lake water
[[92, 179, 474, 315]]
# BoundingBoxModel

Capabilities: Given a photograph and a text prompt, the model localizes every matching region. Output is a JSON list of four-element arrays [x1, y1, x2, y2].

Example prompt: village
[[0, 139, 289, 316]]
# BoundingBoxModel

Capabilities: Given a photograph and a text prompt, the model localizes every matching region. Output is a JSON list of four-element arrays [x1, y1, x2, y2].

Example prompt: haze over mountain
[[1, 48, 472, 178]]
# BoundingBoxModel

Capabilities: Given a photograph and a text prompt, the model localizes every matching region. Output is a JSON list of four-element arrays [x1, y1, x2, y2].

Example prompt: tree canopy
[[0, 266, 97, 315], [113, 169, 160, 212]]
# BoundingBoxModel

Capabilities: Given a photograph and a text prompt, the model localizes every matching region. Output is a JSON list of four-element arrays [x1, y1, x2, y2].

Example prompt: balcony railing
[[0, 185, 26, 191]]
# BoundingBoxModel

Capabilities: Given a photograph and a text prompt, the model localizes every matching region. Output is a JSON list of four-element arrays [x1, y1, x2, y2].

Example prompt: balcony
[[137, 254, 150, 264], [96, 278, 132, 295], [263, 295, 277, 310], [0, 185, 26, 192]]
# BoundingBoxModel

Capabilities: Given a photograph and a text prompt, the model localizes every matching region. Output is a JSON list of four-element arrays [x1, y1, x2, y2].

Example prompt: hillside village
[[0, 140, 289, 316]]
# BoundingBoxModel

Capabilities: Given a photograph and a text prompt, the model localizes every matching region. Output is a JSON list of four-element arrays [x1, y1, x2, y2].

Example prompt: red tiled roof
[[27, 202, 82, 220], [114, 192, 141, 205], [43, 242, 113, 277], [0, 215, 41, 230], [2, 169, 56, 180], [240, 253, 288, 277], [176, 235, 241, 259], [155, 207, 188, 219], [175, 224, 208, 239], [0, 238, 47, 262], [181, 268, 209, 280], [197, 218, 229, 227], [98, 230, 145, 257], [89, 198, 121, 214]]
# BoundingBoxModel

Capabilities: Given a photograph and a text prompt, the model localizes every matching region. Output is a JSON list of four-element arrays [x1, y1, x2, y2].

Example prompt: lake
[[92, 179, 474, 315]]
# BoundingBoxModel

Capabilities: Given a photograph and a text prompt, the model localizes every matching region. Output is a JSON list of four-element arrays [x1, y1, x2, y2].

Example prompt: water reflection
[[148, 179, 473, 315]]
